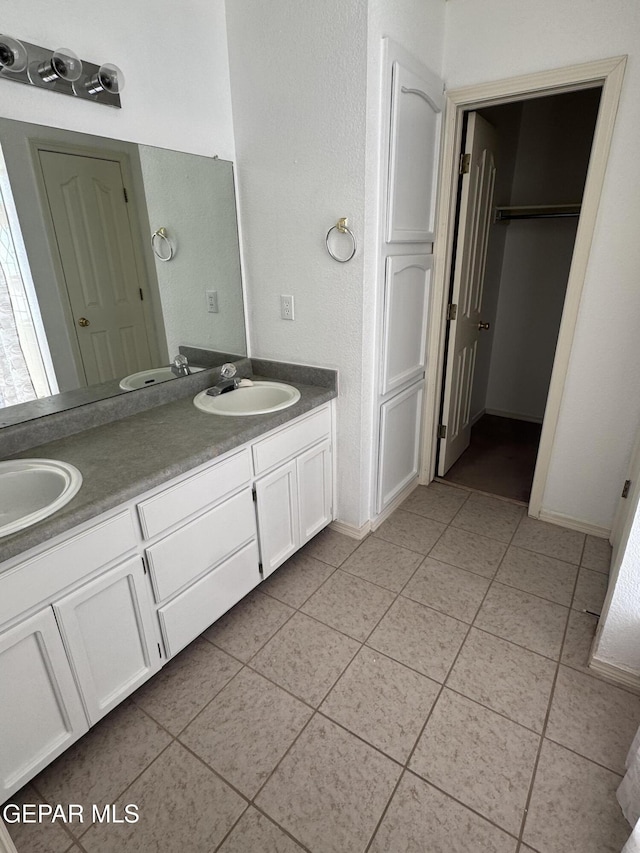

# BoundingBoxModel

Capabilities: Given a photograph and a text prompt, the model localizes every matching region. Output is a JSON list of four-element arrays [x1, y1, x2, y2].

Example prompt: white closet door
[[377, 381, 424, 513], [381, 254, 432, 394], [386, 61, 443, 243]]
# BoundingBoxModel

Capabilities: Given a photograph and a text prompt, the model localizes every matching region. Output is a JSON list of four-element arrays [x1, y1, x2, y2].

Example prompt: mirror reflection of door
[[37, 149, 156, 386]]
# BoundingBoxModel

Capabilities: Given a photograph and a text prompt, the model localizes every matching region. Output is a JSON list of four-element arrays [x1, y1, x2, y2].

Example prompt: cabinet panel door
[[297, 440, 332, 545], [255, 460, 299, 578], [381, 254, 432, 395], [54, 556, 160, 725], [0, 608, 88, 800], [387, 61, 443, 243], [377, 381, 424, 514]]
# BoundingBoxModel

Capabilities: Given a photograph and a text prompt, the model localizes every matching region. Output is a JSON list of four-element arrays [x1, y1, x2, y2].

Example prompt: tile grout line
[[363, 509, 523, 851], [514, 542, 585, 850]]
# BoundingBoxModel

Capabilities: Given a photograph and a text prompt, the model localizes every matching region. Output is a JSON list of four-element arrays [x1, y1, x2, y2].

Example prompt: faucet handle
[[220, 362, 237, 379], [172, 354, 189, 367]]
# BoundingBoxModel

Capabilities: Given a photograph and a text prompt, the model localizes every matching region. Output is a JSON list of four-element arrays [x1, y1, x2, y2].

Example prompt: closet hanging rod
[[494, 204, 581, 223]]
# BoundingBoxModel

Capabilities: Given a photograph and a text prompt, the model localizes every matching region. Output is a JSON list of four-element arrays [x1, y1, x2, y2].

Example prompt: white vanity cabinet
[[0, 608, 89, 799], [253, 407, 333, 577], [53, 555, 161, 725], [0, 400, 335, 800]]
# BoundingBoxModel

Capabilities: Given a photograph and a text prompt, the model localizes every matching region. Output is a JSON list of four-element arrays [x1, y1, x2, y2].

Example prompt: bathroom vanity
[[0, 369, 336, 800]]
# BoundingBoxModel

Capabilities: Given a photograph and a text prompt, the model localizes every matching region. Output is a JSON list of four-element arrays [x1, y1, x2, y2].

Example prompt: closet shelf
[[494, 203, 581, 222]]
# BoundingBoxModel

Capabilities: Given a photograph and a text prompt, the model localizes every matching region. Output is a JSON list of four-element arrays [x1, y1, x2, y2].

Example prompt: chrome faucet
[[170, 354, 191, 377], [206, 362, 240, 396]]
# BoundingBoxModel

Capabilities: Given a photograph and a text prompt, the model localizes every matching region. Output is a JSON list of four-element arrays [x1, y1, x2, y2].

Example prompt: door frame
[[29, 139, 164, 386], [421, 56, 627, 521]]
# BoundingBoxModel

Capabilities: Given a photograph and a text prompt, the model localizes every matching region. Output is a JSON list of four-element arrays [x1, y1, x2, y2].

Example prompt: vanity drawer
[[158, 540, 260, 657], [252, 405, 332, 475], [137, 448, 252, 540], [145, 489, 256, 603], [0, 511, 137, 627]]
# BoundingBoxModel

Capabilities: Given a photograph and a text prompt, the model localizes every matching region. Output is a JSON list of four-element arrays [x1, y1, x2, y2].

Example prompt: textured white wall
[[0, 0, 235, 159], [139, 150, 245, 358], [226, 0, 370, 528], [226, 0, 445, 529], [443, 0, 640, 529], [595, 499, 640, 673]]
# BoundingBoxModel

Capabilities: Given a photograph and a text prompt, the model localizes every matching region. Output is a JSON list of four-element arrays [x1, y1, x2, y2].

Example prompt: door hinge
[[139, 287, 144, 301], [123, 187, 129, 203], [622, 479, 631, 499], [258, 562, 263, 576], [447, 303, 458, 321], [141, 555, 147, 575], [438, 424, 447, 439], [459, 153, 470, 175], [157, 642, 162, 659], [252, 486, 257, 502]]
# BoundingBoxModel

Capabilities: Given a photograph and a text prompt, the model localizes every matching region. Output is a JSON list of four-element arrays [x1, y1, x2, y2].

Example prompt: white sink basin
[[0, 459, 83, 538], [120, 366, 204, 391], [193, 381, 301, 416]]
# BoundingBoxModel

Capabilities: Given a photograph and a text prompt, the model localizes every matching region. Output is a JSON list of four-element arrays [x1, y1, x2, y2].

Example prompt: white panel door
[[255, 460, 300, 578], [439, 113, 498, 475], [0, 608, 88, 799], [377, 381, 424, 513], [381, 254, 432, 394], [297, 440, 332, 544], [54, 556, 161, 724], [38, 149, 154, 385], [387, 61, 443, 243]]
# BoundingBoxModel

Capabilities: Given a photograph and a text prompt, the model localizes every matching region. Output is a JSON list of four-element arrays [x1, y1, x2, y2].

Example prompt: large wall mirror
[[0, 117, 246, 428]]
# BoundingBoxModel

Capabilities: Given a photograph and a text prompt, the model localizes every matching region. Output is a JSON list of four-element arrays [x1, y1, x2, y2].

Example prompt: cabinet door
[[381, 255, 432, 395], [377, 381, 424, 514], [386, 60, 443, 243], [54, 556, 161, 725], [297, 440, 332, 545], [255, 460, 299, 578], [0, 608, 88, 800]]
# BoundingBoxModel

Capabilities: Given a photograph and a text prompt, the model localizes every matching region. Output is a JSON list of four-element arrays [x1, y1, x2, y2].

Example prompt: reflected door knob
[[478, 321, 491, 331], [78, 317, 90, 327]]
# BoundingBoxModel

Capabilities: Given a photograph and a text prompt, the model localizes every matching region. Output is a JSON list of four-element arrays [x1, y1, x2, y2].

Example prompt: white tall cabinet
[[373, 40, 444, 517]]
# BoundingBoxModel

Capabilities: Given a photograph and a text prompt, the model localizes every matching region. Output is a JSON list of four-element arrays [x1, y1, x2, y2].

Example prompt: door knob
[[78, 317, 90, 327], [478, 321, 491, 331]]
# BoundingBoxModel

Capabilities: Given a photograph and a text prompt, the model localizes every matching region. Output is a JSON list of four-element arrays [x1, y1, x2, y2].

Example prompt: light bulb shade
[[38, 48, 82, 83], [85, 63, 124, 96], [0, 35, 28, 73]]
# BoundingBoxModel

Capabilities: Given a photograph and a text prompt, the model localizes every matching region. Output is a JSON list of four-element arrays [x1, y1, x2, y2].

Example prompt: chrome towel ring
[[151, 227, 174, 262], [326, 217, 356, 263]]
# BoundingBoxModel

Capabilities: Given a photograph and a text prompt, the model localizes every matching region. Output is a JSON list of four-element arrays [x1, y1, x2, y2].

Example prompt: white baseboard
[[589, 658, 640, 694], [371, 479, 420, 532], [537, 508, 611, 539], [485, 408, 543, 424], [329, 519, 371, 540]]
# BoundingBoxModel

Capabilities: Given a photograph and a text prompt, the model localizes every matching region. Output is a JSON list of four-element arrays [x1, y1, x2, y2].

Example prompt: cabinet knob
[[478, 321, 490, 331]]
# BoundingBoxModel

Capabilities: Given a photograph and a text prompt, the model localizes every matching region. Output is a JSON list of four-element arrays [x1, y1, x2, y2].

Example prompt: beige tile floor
[[6, 482, 639, 853]]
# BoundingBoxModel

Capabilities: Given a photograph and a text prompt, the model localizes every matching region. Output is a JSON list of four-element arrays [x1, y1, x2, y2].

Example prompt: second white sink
[[0, 459, 83, 538], [193, 381, 301, 416], [120, 366, 204, 391]]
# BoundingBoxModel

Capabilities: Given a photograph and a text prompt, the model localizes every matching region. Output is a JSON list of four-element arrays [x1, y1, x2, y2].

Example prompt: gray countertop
[[1, 378, 336, 564]]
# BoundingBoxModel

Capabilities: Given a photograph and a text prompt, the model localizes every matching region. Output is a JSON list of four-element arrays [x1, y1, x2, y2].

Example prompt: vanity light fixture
[[0, 34, 124, 107]]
